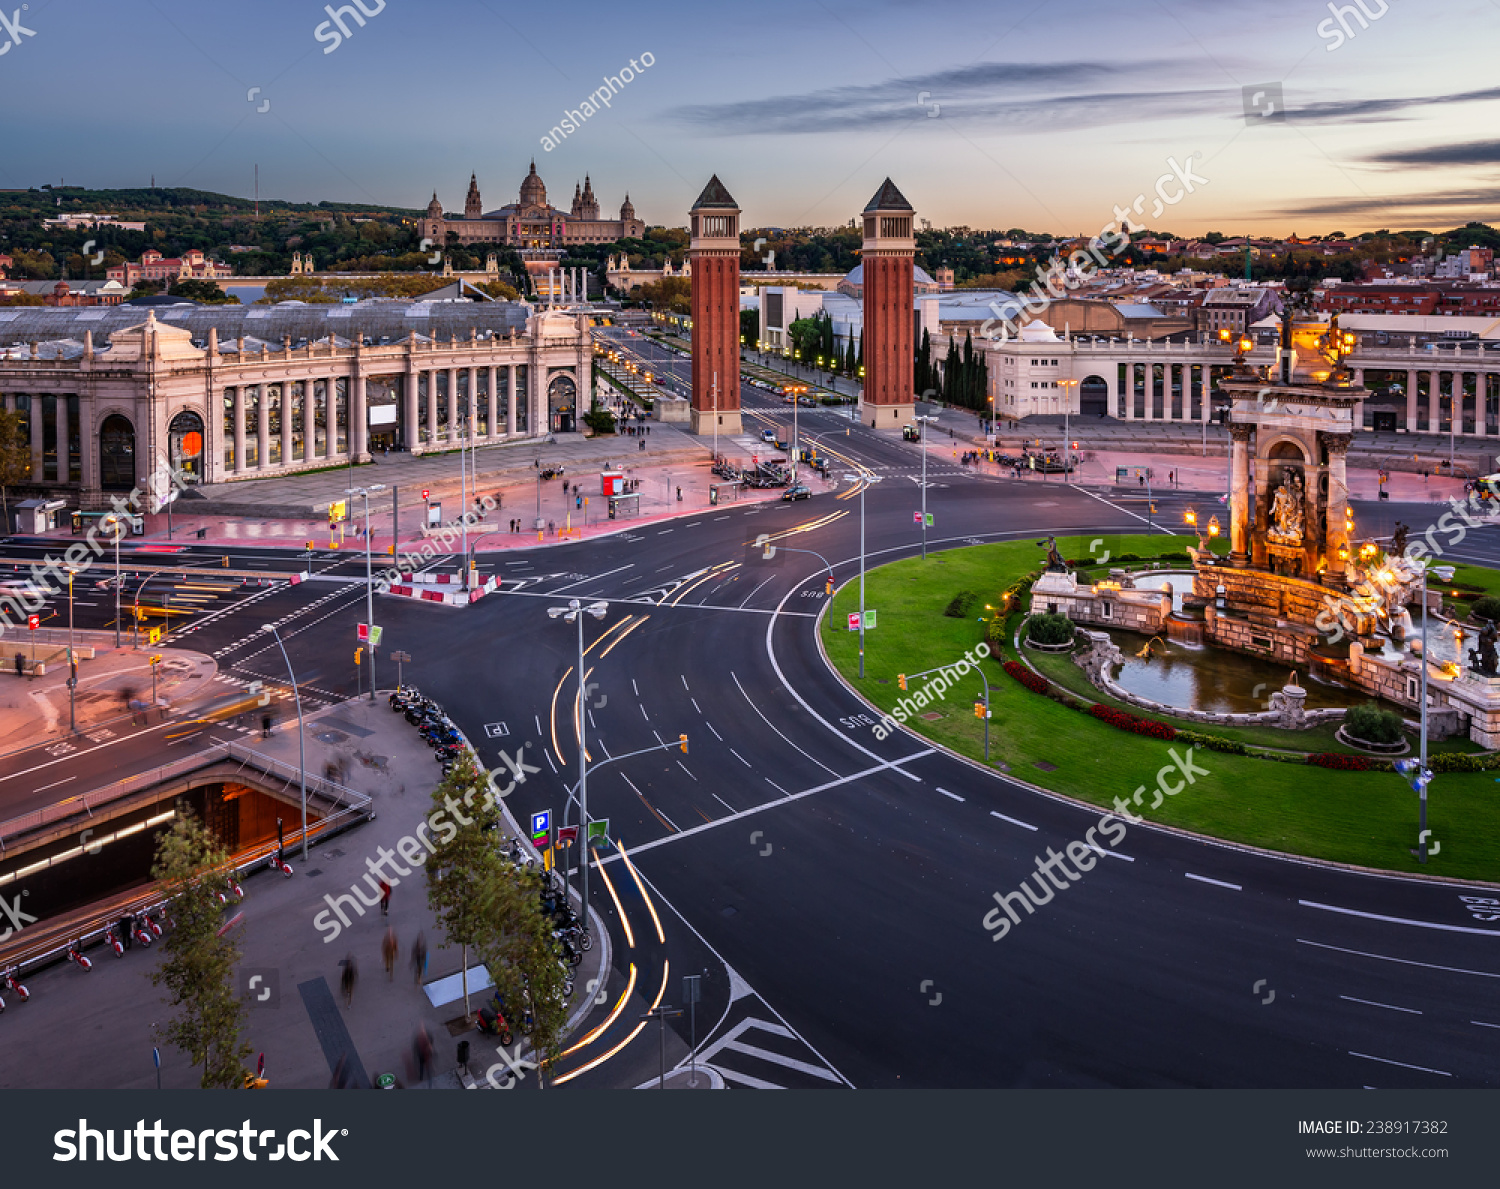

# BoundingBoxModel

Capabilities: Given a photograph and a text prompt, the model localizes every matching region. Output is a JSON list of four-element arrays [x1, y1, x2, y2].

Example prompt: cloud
[[1288, 86, 1500, 125], [1274, 188, 1500, 219], [1364, 139, 1500, 168]]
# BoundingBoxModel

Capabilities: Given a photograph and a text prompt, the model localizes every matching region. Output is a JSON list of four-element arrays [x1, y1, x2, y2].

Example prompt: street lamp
[[1402, 562, 1455, 864], [346, 484, 386, 700], [1058, 377, 1079, 471], [261, 623, 309, 861], [549, 598, 608, 928], [100, 513, 125, 648], [65, 563, 82, 733], [844, 472, 882, 678], [914, 414, 938, 560]]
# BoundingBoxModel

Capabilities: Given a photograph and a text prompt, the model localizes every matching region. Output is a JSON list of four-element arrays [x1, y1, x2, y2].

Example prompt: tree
[[473, 279, 520, 301], [740, 307, 759, 345], [425, 756, 500, 1021], [914, 327, 932, 394], [167, 278, 238, 304], [149, 813, 252, 1089], [0, 410, 31, 532]]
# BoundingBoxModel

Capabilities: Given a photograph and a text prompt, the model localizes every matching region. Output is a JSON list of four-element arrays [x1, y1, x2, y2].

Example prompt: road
[[3, 348, 1496, 1089]]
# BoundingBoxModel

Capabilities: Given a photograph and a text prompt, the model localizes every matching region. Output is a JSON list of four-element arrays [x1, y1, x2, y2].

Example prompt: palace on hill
[[421, 165, 644, 250]]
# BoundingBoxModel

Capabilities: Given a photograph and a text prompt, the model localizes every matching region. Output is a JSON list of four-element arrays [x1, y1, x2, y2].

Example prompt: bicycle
[[0, 968, 29, 1003], [67, 940, 93, 972]]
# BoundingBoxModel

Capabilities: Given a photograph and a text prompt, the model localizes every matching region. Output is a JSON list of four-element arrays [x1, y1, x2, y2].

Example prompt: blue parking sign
[[530, 810, 551, 846]]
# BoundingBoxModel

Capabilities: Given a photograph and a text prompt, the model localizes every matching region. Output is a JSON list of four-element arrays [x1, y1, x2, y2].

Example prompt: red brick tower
[[859, 178, 916, 427], [689, 175, 742, 437]]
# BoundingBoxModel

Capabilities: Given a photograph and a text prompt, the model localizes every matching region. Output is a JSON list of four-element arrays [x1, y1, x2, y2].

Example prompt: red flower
[[1307, 753, 1370, 771]]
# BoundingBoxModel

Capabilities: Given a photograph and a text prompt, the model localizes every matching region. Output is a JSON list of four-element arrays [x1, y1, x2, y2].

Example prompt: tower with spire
[[465, 173, 483, 220], [859, 178, 917, 426], [689, 175, 743, 437]]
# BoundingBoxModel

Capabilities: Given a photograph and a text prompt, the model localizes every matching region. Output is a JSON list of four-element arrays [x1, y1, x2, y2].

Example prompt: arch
[[547, 372, 577, 433], [168, 409, 206, 484], [99, 414, 135, 491], [1079, 373, 1109, 417]]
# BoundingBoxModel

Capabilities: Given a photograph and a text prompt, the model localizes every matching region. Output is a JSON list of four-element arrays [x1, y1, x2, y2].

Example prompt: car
[[797, 396, 817, 407], [760, 429, 777, 442], [781, 484, 812, 501]]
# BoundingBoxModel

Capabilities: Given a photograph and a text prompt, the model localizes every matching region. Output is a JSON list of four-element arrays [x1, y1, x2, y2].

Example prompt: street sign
[[848, 612, 861, 631], [683, 974, 701, 1004], [357, 623, 369, 641], [390, 651, 411, 663], [328, 500, 347, 524], [368, 625, 382, 647], [26, 615, 37, 631], [556, 825, 578, 846], [925, 513, 934, 527], [587, 819, 609, 843], [147, 627, 162, 645], [913, 511, 921, 524], [153, 1047, 160, 1069], [530, 810, 551, 846], [865, 609, 877, 629]]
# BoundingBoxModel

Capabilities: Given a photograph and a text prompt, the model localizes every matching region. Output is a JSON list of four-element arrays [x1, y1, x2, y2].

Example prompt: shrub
[[1307, 753, 1371, 771], [582, 406, 616, 435], [944, 590, 979, 618], [1344, 701, 1405, 745], [1086, 702, 1177, 741], [985, 617, 1008, 647], [1471, 596, 1500, 622], [1174, 729, 1248, 755], [1003, 660, 1049, 695], [1155, 550, 1191, 562], [1430, 752, 1500, 773], [1027, 612, 1075, 645], [1116, 552, 1142, 562]]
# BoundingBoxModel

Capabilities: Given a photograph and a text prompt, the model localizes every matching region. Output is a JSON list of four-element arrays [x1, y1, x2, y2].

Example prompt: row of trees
[[914, 329, 989, 411]]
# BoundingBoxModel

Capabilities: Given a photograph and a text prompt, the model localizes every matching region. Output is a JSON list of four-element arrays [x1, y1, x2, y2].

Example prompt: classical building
[[106, 249, 232, 287], [859, 179, 917, 427], [688, 175, 742, 437], [421, 166, 644, 249], [0, 301, 587, 508]]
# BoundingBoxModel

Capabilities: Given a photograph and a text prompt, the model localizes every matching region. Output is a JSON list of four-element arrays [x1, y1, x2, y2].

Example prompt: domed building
[[420, 164, 644, 249]]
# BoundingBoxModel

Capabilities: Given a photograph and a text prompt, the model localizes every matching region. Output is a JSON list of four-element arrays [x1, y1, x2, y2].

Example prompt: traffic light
[[679, 734, 689, 754], [974, 702, 985, 719], [825, 576, 834, 596], [355, 647, 363, 666], [222, 555, 229, 567], [898, 674, 908, 691]]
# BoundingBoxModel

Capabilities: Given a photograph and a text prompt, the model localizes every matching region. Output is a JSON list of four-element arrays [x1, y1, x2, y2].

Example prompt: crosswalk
[[693, 1011, 849, 1090]]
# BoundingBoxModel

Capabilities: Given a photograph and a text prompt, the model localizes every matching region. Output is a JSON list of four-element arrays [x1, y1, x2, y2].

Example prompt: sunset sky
[[3, 0, 1496, 237]]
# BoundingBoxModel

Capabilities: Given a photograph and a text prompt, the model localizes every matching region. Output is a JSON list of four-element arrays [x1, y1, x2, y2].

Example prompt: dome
[[842, 263, 935, 285], [519, 161, 546, 208], [1016, 319, 1060, 342]]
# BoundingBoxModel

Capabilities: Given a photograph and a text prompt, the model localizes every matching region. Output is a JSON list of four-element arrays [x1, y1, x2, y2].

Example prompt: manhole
[[304, 869, 322, 878], [720, 905, 737, 918], [920, 712, 943, 721], [1034, 760, 1058, 772], [321, 849, 344, 859]]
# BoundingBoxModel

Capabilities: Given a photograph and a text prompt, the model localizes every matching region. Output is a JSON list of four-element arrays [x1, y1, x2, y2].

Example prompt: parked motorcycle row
[[390, 688, 468, 777]]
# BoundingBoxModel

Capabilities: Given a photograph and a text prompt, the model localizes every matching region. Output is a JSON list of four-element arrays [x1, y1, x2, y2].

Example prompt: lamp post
[[844, 472, 881, 678], [915, 414, 937, 560], [346, 484, 386, 699], [101, 514, 124, 648], [261, 623, 309, 861], [549, 598, 608, 927], [65, 563, 81, 733], [1412, 562, 1454, 864], [1058, 377, 1078, 474]]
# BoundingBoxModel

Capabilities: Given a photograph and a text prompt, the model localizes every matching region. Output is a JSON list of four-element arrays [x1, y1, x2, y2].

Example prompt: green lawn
[[823, 534, 1500, 881]]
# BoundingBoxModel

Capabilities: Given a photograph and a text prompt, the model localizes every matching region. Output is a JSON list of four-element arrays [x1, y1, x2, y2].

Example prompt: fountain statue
[[1077, 630, 1123, 683], [1267, 671, 1308, 728], [1266, 470, 1306, 546], [1038, 536, 1067, 573], [1390, 521, 1410, 560], [1469, 620, 1499, 677]]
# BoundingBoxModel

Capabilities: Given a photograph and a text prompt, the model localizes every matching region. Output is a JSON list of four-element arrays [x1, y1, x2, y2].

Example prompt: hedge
[[1307, 753, 1372, 771], [1174, 728, 1249, 755], [1087, 702, 1177, 741], [1003, 660, 1049, 695]]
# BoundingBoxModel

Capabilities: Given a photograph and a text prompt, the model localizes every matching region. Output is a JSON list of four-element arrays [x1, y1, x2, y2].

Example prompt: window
[[1406, 675, 1420, 702]]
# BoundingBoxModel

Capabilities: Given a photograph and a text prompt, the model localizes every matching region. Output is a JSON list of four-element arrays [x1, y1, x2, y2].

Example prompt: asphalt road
[[4, 380, 1497, 1089]]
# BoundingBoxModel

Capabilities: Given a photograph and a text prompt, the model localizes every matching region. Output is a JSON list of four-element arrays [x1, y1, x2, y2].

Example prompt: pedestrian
[[562, 479, 569, 495], [575, 494, 582, 511], [119, 916, 134, 951], [261, 712, 273, 739], [341, 956, 358, 1008], [330, 1055, 351, 1089], [1138, 474, 1145, 487], [411, 930, 428, 984], [548, 520, 556, 537], [413, 1025, 434, 1083], [382, 927, 398, 980], [379, 878, 391, 916], [676, 486, 682, 502], [13, 653, 21, 678]]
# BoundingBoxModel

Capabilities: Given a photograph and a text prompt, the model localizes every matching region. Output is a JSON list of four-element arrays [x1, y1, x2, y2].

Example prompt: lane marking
[[1300, 900, 1500, 936], [1340, 994, 1422, 1015], [1296, 938, 1500, 980], [34, 776, 78, 792], [632, 679, 640, 696], [681, 675, 690, 691], [729, 748, 751, 767], [691, 697, 702, 714], [989, 810, 1038, 831], [620, 772, 679, 833], [712, 793, 737, 813], [1184, 872, 1241, 891], [1086, 843, 1134, 862], [766, 778, 789, 796], [936, 787, 965, 802], [1348, 1052, 1451, 1077], [731, 671, 839, 777], [1473, 1020, 1500, 1029], [677, 761, 696, 781]]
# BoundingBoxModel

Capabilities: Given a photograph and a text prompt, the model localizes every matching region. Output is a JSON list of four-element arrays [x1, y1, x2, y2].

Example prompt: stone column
[[467, 366, 478, 439], [1321, 431, 1351, 573], [1229, 422, 1253, 566], [1428, 369, 1441, 432], [324, 377, 337, 458], [1473, 373, 1485, 438], [233, 386, 246, 474], [1200, 365, 1213, 423], [487, 366, 499, 438], [302, 382, 315, 464], [29, 395, 43, 478], [425, 369, 438, 446], [1406, 369, 1419, 431], [257, 386, 270, 469], [280, 384, 294, 468], [1121, 363, 1134, 419], [446, 367, 458, 442], [404, 369, 419, 451], [507, 365, 517, 437], [352, 370, 369, 461], [1454, 371, 1468, 436]]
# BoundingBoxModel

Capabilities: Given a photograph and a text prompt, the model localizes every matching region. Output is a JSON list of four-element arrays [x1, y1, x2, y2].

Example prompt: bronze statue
[[1266, 469, 1306, 546], [1037, 536, 1067, 572], [1390, 521, 1410, 560], [1470, 620, 1499, 677]]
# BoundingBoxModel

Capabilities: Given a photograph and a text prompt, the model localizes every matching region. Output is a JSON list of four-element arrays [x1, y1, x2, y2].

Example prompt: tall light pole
[[549, 598, 608, 929], [346, 483, 386, 700], [1058, 377, 1078, 473], [915, 414, 936, 560], [101, 514, 124, 648], [844, 472, 881, 678], [65, 563, 81, 732], [1409, 562, 1454, 864], [261, 623, 309, 861]]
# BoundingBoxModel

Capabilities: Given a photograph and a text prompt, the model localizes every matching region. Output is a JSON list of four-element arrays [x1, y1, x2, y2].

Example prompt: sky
[[1, 0, 1497, 237]]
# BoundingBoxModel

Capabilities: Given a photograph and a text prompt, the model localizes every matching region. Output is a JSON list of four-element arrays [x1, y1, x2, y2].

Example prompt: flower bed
[[1087, 702, 1177, 741], [1307, 752, 1372, 771], [1003, 660, 1049, 695]]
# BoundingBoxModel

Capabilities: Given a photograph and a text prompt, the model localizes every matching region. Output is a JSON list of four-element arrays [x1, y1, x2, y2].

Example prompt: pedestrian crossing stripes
[[693, 1015, 846, 1090]]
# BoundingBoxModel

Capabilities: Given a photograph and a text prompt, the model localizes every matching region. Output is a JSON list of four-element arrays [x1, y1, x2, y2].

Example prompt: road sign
[[357, 623, 369, 642], [26, 615, 37, 631], [483, 722, 509, 738], [530, 810, 551, 846], [683, 974, 702, 1004], [368, 625, 382, 647], [556, 825, 578, 846], [153, 1047, 160, 1069], [328, 500, 347, 524], [390, 651, 411, 663], [147, 627, 162, 645], [865, 609, 877, 629], [925, 513, 934, 527], [848, 612, 861, 631], [913, 511, 921, 524], [421, 488, 430, 500], [587, 819, 609, 843]]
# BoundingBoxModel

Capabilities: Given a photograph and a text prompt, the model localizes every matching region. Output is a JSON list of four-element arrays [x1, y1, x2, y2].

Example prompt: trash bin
[[456, 1040, 470, 1068]]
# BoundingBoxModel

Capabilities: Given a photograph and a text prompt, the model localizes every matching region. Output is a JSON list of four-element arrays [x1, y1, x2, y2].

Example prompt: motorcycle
[[476, 1003, 514, 1047]]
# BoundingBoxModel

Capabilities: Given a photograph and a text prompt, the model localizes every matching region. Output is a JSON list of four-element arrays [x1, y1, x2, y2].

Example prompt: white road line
[[639, 702, 650, 721], [543, 750, 558, 774], [731, 671, 839, 778], [1472, 1020, 1500, 1029], [632, 679, 640, 696], [714, 516, 730, 521], [34, 776, 77, 792], [546, 563, 634, 593], [1340, 995, 1422, 1015], [1086, 843, 1134, 862], [1184, 872, 1241, 891], [721, 1039, 843, 1083], [729, 748, 751, 767], [535, 715, 543, 735], [712, 793, 737, 813], [621, 772, 679, 832], [1290, 941, 1500, 977], [681, 674, 690, 690], [936, 787, 965, 802], [691, 697, 702, 714], [739, 575, 777, 608], [1348, 1052, 1451, 1077], [705, 721, 722, 741], [657, 529, 673, 535], [988, 810, 1038, 831], [677, 761, 696, 780], [1300, 900, 1500, 936], [766, 778, 789, 796]]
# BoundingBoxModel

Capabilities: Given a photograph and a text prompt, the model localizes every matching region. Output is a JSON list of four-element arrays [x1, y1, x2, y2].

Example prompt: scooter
[[131, 918, 154, 948], [476, 1003, 514, 1047]]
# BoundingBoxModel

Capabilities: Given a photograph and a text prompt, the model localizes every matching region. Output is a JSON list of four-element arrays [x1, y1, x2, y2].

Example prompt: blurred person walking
[[382, 927, 399, 979], [341, 955, 359, 1008]]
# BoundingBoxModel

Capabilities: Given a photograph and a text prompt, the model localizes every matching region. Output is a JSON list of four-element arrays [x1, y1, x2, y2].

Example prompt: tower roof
[[691, 175, 738, 210], [863, 178, 913, 213]]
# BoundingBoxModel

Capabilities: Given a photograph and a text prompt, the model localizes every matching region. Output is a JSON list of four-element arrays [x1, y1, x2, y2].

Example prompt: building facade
[[0, 302, 586, 508], [421, 167, 644, 249], [106, 249, 232, 287], [688, 176, 742, 436], [859, 179, 917, 426]]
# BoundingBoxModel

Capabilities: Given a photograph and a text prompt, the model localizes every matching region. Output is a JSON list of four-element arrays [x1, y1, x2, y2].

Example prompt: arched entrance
[[99, 414, 135, 491], [548, 373, 577, 433], [1079, 374, 1109, 417], [168, 410, 205, 483]]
